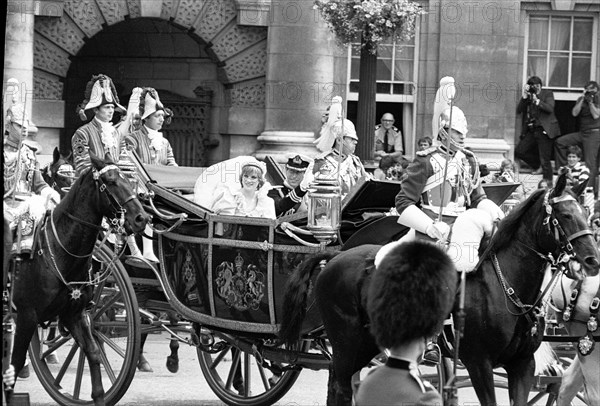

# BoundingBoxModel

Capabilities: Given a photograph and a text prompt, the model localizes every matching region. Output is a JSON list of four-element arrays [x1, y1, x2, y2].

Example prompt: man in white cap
[[72, 74, 127, 176], [4, 102, 60, 253], [313, 96, 368, 198]]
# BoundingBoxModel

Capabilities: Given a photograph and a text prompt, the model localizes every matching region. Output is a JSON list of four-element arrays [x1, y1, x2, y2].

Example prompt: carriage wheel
[[197, 332, 303, 406], [29, 243, 141, 406]]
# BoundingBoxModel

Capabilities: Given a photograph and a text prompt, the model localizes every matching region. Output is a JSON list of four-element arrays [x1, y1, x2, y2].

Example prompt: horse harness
[[38, 165, 139, 300], [489, 190, 593, 342]]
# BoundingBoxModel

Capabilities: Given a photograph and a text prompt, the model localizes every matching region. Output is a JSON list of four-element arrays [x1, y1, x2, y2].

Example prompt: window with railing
[[527, 14, 596, 93], [349, 36, 417, 97]]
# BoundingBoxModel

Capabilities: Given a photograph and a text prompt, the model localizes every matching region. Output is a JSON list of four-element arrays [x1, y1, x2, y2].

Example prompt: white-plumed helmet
[[439, 106, 468, 136], [314, 96, 358, 152]]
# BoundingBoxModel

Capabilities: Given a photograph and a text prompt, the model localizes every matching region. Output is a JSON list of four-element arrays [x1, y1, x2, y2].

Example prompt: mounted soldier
[[394, 80, 505, 273], [4, 102, 60, 253]]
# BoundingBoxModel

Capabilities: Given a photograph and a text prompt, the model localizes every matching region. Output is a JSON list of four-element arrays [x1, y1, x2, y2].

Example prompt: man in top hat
[[72, 74, 127, 176], [355, 240, 457, 406], [4, 102, 60, 253], [124, 87, 177, 167], [268, 154, 314, 217], [313, 96, 368, 198], [395, 104, 504, 275], [374, 113, 404, 160]]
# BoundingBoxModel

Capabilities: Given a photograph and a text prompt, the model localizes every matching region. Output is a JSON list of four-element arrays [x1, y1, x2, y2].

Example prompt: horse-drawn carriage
[[5, 151, 598, 406]]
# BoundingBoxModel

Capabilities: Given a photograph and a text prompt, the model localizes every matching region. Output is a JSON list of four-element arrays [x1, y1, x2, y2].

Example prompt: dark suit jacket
[[517, 88, 561, 139]]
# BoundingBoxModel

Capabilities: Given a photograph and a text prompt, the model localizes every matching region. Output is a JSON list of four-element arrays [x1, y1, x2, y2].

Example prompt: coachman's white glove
[[397, 204, 450, 242], [477, 198, 505, 222]]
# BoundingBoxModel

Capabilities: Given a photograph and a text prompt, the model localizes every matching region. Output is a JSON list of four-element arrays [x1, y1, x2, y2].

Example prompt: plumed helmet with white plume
[[432, 76, 456, 139], [314, 96, 357, 153]]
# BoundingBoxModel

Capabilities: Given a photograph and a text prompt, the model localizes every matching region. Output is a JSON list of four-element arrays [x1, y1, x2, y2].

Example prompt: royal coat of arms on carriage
[[215, 252, 265, 311]]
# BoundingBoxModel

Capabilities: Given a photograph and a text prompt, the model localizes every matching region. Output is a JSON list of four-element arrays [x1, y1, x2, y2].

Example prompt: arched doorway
[[65, 19, 217, 166], [33, 0, 269, 164]]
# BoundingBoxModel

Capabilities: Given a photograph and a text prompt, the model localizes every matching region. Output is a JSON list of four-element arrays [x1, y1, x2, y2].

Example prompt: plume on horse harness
[[38, 164, 138, 300], [490, 189, 593, 336]]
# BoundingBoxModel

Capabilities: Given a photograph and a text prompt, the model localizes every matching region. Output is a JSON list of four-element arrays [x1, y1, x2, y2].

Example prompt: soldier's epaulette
[[416, 146, 437, 157], [375, 124, 382, 129], [392, 126, 399, 132], [21, 141, 38, 153]]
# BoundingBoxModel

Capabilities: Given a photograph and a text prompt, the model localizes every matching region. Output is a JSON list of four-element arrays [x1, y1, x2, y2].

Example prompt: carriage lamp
[[307, 175, 342, 245]]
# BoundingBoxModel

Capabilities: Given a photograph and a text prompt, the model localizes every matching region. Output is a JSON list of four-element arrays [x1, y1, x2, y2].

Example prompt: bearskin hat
[[367, 240, 457, 349], [77, 74, 125, 121]]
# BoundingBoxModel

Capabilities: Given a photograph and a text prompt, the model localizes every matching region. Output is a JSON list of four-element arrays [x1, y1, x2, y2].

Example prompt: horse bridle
[[50, 164, 140, 258], [491, 189, 593, 322], [542, 191, 593, 261]]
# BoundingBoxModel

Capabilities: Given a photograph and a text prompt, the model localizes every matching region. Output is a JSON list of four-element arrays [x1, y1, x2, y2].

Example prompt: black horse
[[41, 147, 75, 199], [280, 173, 599, 406], [8, 153, 148, 406]]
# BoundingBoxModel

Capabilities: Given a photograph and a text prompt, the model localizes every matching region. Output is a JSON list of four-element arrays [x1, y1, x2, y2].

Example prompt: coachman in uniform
[[72, 74, 126, 176]]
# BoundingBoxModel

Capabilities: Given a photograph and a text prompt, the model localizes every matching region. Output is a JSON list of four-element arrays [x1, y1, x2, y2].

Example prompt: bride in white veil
[[193, 156, 275, 220]]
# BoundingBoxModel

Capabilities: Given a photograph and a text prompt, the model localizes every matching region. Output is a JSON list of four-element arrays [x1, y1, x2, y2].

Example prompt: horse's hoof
[[46, 353, 60, 364], [17, 364, 30, 379], [166, 355, 179, 373], [137, 360, 153, 373]]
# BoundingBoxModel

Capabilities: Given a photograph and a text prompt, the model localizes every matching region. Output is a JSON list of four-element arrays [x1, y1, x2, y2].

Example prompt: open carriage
[[23, 151, 578, 406]]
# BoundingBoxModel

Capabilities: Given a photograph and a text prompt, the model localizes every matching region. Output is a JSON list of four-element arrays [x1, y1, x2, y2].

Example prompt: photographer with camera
[[555, 80, 600, 196], [515, 76, 561, 185]]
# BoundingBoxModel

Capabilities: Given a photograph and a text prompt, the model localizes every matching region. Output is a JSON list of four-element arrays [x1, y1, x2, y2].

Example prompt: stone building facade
[[4, 0, 599, 168]]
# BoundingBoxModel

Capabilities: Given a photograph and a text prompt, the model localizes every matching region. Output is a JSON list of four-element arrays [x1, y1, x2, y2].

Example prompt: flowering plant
[[314, 0, 426, 53]]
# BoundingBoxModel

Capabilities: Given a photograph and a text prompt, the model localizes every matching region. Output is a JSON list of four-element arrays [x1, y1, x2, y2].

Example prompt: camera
[[526, 85, 537, 94], [584, 91, 596, 103]]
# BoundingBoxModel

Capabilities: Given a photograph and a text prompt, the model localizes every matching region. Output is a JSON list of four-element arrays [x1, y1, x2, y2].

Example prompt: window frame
[[523, 12, 598, 101]]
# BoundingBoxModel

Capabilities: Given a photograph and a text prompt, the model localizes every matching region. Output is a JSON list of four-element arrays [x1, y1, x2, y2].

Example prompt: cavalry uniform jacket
[[355, 358, 442, 406], [4, 142, 48, 197], [395, 146, 486, 221], [72, 118, 125, 176], [313, 151, 368, 198], [374, 124, 403, 154], [125, 126, 177, 166], [267, 181, 307, 217]]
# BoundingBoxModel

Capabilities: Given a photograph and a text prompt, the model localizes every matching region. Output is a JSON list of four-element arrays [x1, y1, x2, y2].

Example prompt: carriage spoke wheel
[[197, 332, 303, 406], [29, 244, 141, 406]]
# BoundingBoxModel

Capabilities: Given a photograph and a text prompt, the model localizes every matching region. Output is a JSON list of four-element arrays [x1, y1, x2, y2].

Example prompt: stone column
[[4, 1, 35, 119], [255, 0, 340, 162]]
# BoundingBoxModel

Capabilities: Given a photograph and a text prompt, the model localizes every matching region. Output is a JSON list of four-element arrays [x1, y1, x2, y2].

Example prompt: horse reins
[[40, 165, 138, 296], [489, 189, 593, 328]]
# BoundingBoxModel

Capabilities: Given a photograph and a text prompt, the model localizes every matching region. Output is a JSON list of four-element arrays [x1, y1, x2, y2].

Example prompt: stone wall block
[[173, 0, 206, 29], [228, 80, 265, 107], [34, 35, 71, 77], [35, 15, 86, 55], [193, 0, 237, 42], [211, 23, 267, 61], [96, 0, 128, 26], [33, 69, 64, 101], [160, 0, 177, 20], [222, 42, 266, 83], [63, 0, 105, 38], [126, 0, 141, 18]]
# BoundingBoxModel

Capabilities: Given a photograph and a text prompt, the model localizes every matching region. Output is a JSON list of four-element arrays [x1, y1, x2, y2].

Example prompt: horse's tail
[[279, 251, 339, 345]]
